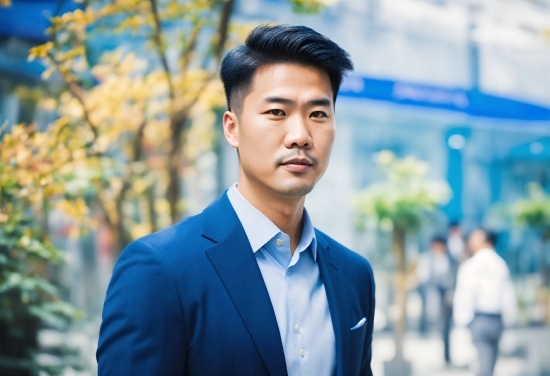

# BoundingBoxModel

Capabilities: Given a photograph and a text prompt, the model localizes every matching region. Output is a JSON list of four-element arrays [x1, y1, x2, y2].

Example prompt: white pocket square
[[350, 317, 366, 330]]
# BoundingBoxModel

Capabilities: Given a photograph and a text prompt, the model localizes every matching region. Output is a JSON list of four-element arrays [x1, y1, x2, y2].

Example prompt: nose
[[284, 114, 313, 149]]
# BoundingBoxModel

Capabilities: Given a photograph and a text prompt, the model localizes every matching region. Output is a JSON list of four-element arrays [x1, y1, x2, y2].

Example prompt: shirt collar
[[476, 248, 495, 256], [227, 183, 317, 260]]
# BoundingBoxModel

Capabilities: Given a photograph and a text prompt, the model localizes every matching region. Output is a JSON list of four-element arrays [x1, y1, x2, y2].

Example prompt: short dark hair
[[473, 228, 497, 246], [220, 24, 354, 113], [431, 235, 447, 245], [448, 221, 460, 229]]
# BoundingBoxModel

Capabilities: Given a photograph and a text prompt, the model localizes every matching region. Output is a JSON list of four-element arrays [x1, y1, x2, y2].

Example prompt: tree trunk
[[542, 238, 550, 325], [167, 115, 186, 224], [146, 183, 159, 233], [392, 225, 407, 360], [542, 238, 550, 287], [165, 0, 236, 224], [108, 215, 130, 259]]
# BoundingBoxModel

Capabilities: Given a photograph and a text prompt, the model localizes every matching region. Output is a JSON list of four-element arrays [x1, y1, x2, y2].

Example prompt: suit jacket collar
[[200, 190, 239, 243], [201, 192, 351, 376], [202, 192, 287, 376]]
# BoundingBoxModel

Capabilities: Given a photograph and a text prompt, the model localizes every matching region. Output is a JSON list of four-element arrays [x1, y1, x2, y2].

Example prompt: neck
[[236, 178, 305, 253], [474, 246, 493, 254]]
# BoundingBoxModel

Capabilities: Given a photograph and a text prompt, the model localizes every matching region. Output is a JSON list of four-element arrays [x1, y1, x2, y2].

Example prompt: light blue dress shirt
[[227, 184, 336, 376]]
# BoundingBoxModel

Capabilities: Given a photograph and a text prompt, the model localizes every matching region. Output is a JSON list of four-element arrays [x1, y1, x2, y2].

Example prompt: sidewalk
[[372, 327, 550, 376]]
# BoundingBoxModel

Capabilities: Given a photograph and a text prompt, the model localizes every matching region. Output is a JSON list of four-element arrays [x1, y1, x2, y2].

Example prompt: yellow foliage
[[6, 0, 278, 251], [132, 179, 148, 195], [0, 123, 92, 229], [129, 223, 152, 240], [154, 198, 171, 215], [28, 42, 53, 61], [55, 198, 89, 223]]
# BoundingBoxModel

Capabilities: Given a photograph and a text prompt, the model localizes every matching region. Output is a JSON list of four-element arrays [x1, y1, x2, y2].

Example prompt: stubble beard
[[273, 150, 320, 197], [273, 181, 315, 198]]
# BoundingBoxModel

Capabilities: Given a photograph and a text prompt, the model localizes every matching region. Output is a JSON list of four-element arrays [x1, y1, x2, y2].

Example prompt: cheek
[[240, 117, 284, 152], [316, 127, 335, 158], [238, 123, 279, 169]]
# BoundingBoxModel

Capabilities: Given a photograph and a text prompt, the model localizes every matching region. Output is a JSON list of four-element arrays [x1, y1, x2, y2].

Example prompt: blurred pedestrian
[[417, 236, 457, 365], [448, 222, 466, 263], [453, 229, 517, 376]]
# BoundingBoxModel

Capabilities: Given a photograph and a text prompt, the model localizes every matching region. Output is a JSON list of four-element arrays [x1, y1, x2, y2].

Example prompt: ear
[[223, 110, 239, 149]]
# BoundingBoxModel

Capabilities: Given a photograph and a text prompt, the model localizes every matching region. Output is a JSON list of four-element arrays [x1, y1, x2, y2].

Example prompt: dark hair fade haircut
[[220, 24, 354, 114], [479, 228, 497, 247]]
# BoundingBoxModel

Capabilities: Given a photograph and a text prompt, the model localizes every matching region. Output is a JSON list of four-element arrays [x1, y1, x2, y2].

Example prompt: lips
[[280, 158, 313, 173]]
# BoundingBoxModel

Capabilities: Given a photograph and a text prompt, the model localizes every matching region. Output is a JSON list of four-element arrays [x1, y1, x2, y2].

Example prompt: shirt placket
[[286, 244, 306, 374]]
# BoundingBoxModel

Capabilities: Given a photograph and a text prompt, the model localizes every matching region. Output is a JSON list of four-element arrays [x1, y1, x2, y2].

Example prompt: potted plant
[[355, 150, 450, 376]]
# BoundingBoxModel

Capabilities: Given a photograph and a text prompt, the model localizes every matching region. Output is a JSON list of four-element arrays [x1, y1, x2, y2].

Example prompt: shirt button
[[286, 269, 290, 275], [299, 349, 305, 357], [276, 239, 283, 246], [294, 325, 300, 333]]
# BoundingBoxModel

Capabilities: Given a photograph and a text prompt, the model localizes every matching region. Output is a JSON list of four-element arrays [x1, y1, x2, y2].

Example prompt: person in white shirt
[[453, 229, 518, 376]]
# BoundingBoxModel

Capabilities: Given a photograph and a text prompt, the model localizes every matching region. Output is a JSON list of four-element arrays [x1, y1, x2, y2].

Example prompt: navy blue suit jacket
[[97, 192, 375, 375]]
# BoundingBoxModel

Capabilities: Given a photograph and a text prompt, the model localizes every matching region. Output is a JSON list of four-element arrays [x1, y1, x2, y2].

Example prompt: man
[[97, 25, 376, 376], [417, 236, 457, 365], [447, 222, 466, 263], [453, 229, 517, 376]]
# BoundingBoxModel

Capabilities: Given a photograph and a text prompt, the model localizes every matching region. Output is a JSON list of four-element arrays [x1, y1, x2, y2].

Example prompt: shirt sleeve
[[453, 263, 475, 327]]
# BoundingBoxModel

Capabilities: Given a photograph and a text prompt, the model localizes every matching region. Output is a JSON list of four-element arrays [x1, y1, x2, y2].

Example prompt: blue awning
[[0, 0, 81, 42], [340, 76, 550, 122], [508, 137, 550, 161]]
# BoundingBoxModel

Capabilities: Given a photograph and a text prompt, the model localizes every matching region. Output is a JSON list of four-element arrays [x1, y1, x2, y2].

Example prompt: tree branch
[[115, 120, 148, 212], [149, 0, 175, 102], [180, 23, 201, 72], [213, 0, 235, 63], [46, 52, 99, 141], [109, 119, 148, 252]]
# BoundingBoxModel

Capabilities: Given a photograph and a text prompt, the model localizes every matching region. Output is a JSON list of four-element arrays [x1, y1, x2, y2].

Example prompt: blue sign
[[0, 0, 81, 42], [340, 76, 550, 122]]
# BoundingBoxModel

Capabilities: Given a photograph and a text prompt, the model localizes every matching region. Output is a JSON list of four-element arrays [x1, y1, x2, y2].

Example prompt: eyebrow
[[263, 96, 332, 107]]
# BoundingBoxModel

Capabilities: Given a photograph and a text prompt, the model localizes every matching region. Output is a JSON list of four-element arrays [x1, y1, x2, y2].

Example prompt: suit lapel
[[202, 193, 287, 376], [316, 233, 351, 376]]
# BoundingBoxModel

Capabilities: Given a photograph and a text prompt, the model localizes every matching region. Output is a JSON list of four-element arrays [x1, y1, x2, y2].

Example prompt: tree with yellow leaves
[[22, 0, 326, 256], [1, 0, 328, 372]]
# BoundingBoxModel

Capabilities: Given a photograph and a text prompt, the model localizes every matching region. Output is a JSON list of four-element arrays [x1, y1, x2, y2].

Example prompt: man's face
[[467, 229, 486, 253], [430, 241, 446, 255], [223, 63, 335, 198]]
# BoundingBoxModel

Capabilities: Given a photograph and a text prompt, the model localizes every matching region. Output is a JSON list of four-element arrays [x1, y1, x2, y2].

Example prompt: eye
[[310, 111, 327, 118], [267, 109, 286, 116]]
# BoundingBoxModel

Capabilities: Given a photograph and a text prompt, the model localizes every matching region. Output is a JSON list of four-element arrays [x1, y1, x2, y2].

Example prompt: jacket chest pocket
[[350, 322, 367, 348]]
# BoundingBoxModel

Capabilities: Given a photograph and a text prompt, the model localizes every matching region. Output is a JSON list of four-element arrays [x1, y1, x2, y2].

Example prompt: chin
[[272, 181, 315, 197]]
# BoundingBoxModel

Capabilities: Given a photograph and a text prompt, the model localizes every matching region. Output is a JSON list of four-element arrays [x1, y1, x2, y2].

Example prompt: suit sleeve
[[361, 260, 376, 376], [97, 239, 186, 375]]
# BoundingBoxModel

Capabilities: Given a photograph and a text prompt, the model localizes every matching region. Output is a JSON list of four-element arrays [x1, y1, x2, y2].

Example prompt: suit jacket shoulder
[[138, 213, 205, 258], [314, 228, 375, 288]]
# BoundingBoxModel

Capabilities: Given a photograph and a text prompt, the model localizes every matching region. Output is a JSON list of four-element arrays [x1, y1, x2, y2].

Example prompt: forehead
[[247, 63, 333, 101]]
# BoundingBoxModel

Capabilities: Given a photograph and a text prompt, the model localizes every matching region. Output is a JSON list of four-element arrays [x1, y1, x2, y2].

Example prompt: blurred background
[[0, 0, 549, 375]]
